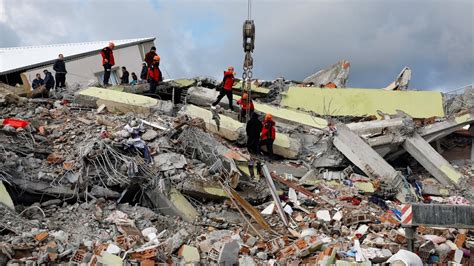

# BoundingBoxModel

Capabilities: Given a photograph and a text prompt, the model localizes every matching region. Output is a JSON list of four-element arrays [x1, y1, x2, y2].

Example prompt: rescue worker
[[211, 66, 235, 111], [43, 69, 55, 96], [53, 54, 67, 90], [144, 46, 158, 67], [260, 113, 276, 159], [100, 42, 115, 86], [120, 66, 129, 84], [246, 112, 262, 154], [236, 92, 254, 122], [148, 55, 162, 93], [31, 73, 44, 90]]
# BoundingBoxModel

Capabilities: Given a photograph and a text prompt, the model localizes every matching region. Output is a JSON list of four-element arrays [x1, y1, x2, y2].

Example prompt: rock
[[218, 240, 240, 265], [163, 229, 190, 254], [154, 153, 187, 171], [142, 129, 158, 141]]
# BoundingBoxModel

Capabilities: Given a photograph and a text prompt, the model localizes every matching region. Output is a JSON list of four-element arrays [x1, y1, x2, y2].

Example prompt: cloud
[[0, 0, 472, 91]]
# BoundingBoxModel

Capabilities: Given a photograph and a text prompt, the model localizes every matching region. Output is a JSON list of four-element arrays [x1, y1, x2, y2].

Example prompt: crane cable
[[242, 0, 255, 123]]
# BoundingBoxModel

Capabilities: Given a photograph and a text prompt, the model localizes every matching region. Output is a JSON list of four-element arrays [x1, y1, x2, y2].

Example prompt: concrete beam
[[346, 117, 407, 136], [179, 105, 302, 159], [419, 112, 474, 143], [402, 133, 463, 187], [333, 124, 414, 202], [75, 87, 173, 114], [146, 187, 199, 222]]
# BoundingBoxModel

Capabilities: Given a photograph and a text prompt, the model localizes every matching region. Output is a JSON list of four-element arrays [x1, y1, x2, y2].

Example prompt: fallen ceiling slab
[[280, 87, 445, 119]]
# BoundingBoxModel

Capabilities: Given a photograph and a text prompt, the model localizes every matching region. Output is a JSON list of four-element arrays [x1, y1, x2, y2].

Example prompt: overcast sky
[[0, 0, 472, 91]]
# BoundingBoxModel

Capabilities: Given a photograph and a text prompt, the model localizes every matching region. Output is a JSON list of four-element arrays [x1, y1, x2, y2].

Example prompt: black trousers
[[260, 138, 274, 157], [55, 73, 66, 89], [212, 89, 234, 110], [103, 63, 112, 85], [149, 79, 158, 93]]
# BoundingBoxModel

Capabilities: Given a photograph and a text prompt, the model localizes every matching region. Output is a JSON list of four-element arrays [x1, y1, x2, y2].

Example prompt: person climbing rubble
[[211, 66, 236, 111], [237, 92, 254, 122], [100, 42, 115, 87], [260, 113, 276, 159], [148, 55, 162, 93]]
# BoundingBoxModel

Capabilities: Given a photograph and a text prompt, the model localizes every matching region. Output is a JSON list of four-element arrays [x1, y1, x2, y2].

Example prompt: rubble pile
[[0, 78, 473, 265]]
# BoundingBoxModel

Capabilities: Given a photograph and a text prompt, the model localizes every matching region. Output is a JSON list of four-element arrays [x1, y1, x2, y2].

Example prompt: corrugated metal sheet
[[0, 37, 155, 75], [410, 204, 474, 228]]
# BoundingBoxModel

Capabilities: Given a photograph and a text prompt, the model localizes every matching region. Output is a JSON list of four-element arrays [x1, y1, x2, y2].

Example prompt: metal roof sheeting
[[0, 37, 155, 75]]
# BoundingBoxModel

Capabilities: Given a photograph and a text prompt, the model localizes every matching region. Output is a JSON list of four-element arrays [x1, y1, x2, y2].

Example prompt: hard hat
[[242, 93, 248, 100], [153, 55, 161, 61], [265, 113, 272, 120]]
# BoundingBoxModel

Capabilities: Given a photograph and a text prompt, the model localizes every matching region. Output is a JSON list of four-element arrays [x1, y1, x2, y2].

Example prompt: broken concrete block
[[97, 252, 123, 265], [179, 179, 228, 199], [141, 129, 158, 141], [178, 245, 200, 263], [316, 210, 331, 222], [164, 228, 190, 254], [218, 240, 240, 265], [0, 181, 14, 211], [154, 153, 187, 171], [303, 60, 350, 88], [146, 187, 198, 222]]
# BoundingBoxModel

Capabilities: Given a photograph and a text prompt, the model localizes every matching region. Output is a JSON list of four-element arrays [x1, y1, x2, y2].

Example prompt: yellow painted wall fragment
[[281, 87, 445, 118], [168, 188, 199, 221]]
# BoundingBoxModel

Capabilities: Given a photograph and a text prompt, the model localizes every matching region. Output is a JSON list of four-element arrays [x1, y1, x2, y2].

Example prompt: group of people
[[100, 43, 162, 92], [209, 65, 276, 163], [30, 54, 67, 97]]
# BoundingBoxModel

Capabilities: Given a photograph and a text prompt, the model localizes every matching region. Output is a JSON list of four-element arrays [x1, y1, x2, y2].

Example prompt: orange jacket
[[222, 71, 234, 91], [236, 99, 254, 111], [261, 118, 276, 140]]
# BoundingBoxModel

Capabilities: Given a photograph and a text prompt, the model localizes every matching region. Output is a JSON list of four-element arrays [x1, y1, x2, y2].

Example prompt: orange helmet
[[242, 93, 248, 100], [265, 113, 272, 120], [153, 55, 161, 61]]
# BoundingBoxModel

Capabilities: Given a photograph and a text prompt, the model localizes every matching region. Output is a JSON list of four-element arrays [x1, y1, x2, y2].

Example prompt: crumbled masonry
[[0, 72, 473, 265]]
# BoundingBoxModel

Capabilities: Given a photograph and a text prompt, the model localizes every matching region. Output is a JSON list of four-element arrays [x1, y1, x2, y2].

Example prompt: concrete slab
[[280, 87, 445, 119], [146, 187, 199, 222], [76, 87, 172, 114]]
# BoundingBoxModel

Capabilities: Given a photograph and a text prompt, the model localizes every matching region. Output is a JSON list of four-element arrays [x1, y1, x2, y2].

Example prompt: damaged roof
[[0, 37, 155, 75]]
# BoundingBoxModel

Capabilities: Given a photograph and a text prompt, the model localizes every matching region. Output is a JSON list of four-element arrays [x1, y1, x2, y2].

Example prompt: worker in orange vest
[[236, 93, 254, 122], [211, 66, 236, 111], [260, 113, 276, 159], [100, 42, 115, 86], [148, 55, 162, 93]]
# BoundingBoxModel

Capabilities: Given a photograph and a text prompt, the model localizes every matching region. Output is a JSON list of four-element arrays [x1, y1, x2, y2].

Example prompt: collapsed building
[[0, 59, 473, 265]]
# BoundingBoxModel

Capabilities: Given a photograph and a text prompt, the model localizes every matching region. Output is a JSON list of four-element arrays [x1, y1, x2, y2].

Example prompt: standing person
[[31, 73, 44, 90], [140, 62, 148, 81], [43, 70, 55, 96], [130, 72, 138, 85], [246, 112, 262, 154], [148, 55, 162, 93], [53, 54, 67, 90], [211, 66, 235, 111], [237, 92, 254, 122], [260, 113, 276, 159], [120, 66, 129, 84], [144, 46, 157, 67], [100, 42, 115, 86]]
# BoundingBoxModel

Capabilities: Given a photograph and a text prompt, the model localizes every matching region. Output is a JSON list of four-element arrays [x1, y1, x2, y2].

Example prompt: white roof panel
[[0, 37, 155, 74]]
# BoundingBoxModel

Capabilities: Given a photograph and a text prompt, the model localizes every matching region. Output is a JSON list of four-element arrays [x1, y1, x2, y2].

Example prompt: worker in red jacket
[[148, 55, 162, 93], [236, 92, 254, 122], [144, 46, 158, 68], [211, 66, 236, 111], [260, 113, 276, 158], [100, 42, 115, 86]]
